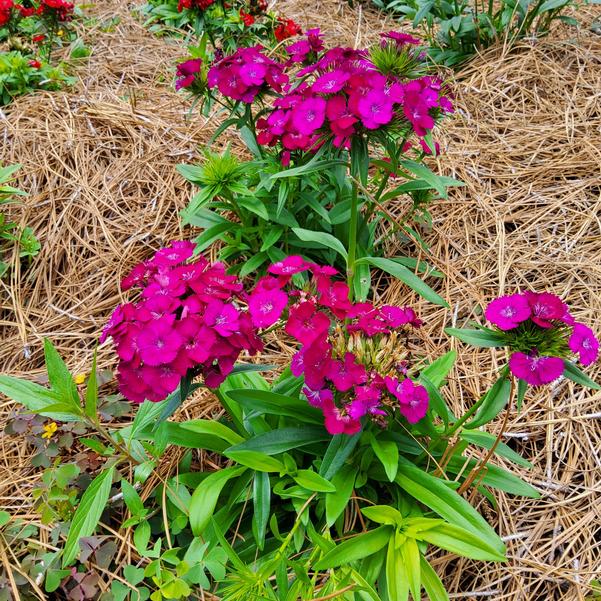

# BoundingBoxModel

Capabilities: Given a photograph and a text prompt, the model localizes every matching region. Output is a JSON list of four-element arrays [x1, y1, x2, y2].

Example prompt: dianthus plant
[[448, 290, 600, 409], [178, 29, 461, 300], [247, 255, 430, 435]]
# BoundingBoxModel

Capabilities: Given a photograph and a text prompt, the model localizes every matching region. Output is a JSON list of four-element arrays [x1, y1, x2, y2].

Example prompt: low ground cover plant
[[176, 29, 461, 302], [0, 242, 598, 599], [0, 0, 84, 104], [367, 0, 579, 66], [140, 0, 302, 53], [0, 163, 40, 277]]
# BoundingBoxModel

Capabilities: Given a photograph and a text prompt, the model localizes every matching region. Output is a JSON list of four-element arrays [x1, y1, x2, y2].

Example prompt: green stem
[[346, 179, 359, 300]]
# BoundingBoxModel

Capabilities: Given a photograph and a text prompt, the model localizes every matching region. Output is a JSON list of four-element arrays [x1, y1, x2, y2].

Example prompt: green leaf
[[121, 479, 144, 517], [226, 426, 329, 456], [189, 467, 247, 536], [370, 436, 398, 482], [0, 376, 76, 422], [420, 375, 452, 427], [84, 349, 98, 420], [292, 227, 348, 261], [420, 556, 449, 601], [226, 388, 323, 424], [44, 339, 80, 408], [460, 430, 532, 468], [385, 537, 409, 601], [400, 538, 421, 601], [445, 327, 506, 348], [325, 464, 357, 527], [516, 378, 527, 412], [400, 159, 462, 198], [563, 360, 600, 390], [224, 450, 285, 472], [260, 226, 284, 252], [319, 432, 361, 480], [416, 522, 506, 562], [420, 351, 456, 387], [314, 526, 393, 570], [293, 469, 336, 493], [466, 376, 511, 428], [270, 158, 347, 179], [539, 0, 569, 11], [252, 471, 270, 550], [62, 466, 115, 567], [364, 257, 448, 306], [179, 419, 245, 446], [395, 458, 505, 554], [361, 505, 403, 526]]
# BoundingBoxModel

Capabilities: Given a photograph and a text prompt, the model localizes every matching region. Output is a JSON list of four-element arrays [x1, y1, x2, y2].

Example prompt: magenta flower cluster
[[246, 256, 429, 435], [252, 30, 452, 152], [207, 45, 288, 103], [485, 291, 599, 386], [100, 242, 263, 403]]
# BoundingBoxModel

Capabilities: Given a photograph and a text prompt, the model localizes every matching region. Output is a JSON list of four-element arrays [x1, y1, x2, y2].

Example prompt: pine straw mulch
[[1, 0, 600, 598]]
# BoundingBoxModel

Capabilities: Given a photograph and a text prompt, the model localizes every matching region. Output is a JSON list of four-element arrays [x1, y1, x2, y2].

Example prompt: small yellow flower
[[42, 422, 58, 440], [57, 30, 64, 37], [74, 373, 86, 385]]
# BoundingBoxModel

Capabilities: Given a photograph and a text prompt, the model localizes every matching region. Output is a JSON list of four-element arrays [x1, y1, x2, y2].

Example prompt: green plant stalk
[[346, 179, 359, 298]]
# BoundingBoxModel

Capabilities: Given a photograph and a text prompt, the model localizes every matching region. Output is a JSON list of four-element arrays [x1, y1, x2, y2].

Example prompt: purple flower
[[302, 386, 333, 407], [248, 288, 289, 328], [357, 90, 394, 130], [312, 69, 350, 94], [347, 384, 384, 419], [569, 323, 599, 367], [509, 352, 564, 386], [328, 352, 367, 392], [385, 377, 429, 423], [322, 397, 361, 435], [137, 317, 184, 366], [485, 294, 531, 331], [524, 291, 567, 329], [291, 97, 326, 135], [204, 301, 240, 337]]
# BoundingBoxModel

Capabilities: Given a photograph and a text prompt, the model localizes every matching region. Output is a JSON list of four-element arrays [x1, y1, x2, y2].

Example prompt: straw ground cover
[[0, 0, 600, 598]]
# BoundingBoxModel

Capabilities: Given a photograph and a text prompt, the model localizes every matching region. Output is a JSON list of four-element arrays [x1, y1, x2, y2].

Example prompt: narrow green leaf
[[420, 351, 456, 387], [366, 257, 448, 307], [416, 522, 506, 562], [563, 360, 600, 390], [319, 433, 360, 480], [370, 436, 399, 482], [189, 467, 246, 536], [466, 376, 511, 428], [121, 479, 144, 517], [292, 227, 348, 261], [314, 526, 393, 570], [445, 327, 506, 348], [293, 469, 336, 493], [400, 538, 421, 601], [420, 556, 449, 601], [224, 450, 285, 472], [179, 419, 245, 446], [226, 426, 329, 456], [386, 537, 409, 601], [361, 505, 403, 526], [326, 464, 357, 527], [62, 466, 115, 567], [460, 430, 532, 468], [395, 458, 505, 554], [252, 471, 270, 550]]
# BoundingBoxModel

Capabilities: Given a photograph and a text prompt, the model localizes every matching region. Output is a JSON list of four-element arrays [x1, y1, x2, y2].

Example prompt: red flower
[[274, 18, 302, 42], [28, 60, 42, 69], [240, 9, 254, 26], [32, 34, 46, 43]]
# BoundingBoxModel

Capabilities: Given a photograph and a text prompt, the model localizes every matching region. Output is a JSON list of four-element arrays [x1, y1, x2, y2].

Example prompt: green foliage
[[180, 145, 459, 301], [370, 0, 579, 67], [0, 164, 40, 277]]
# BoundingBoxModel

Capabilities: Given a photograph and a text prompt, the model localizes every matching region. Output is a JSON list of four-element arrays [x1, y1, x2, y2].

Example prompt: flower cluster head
[[274, 17, 302, 42], [100, 242, 263, 403], [177, 0, 214, 11], [0, 0, 12, 25], [39, 0, 75, 21], [254, 29, 453, 153], [207, 45, 288, 103], [246, 256, 429, 435], [175, 58, 204, 92], [485, 291, 599, 386], [0, 0, 74, 25]]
